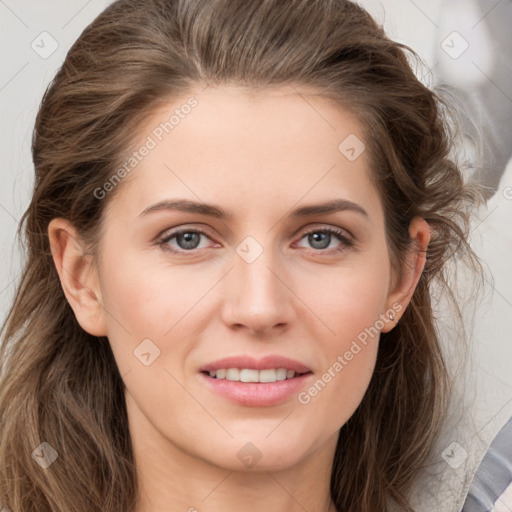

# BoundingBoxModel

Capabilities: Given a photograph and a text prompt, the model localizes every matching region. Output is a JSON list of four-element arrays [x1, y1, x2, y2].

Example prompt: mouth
[[198, 355, 313, 406]]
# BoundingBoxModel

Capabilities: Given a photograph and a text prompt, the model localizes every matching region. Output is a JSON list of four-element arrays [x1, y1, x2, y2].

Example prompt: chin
[[197, 434, 314, 473]]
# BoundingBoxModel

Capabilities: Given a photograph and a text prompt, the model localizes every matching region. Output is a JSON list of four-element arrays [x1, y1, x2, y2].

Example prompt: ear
[[381, 217, 430, 333], [48, 218, 108, 337]]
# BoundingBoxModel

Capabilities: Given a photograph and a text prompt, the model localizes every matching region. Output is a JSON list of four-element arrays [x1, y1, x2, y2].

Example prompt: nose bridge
[[222, 235, 291, 333], [235, 236, 283, 306]]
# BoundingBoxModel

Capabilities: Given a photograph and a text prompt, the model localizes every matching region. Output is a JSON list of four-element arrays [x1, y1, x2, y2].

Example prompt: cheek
[[299, 344, 377, 435], [96, 249, 183, 369], [297, 258, 390, 342], [298, 282, 383, 432], [97, 244, 226, 379], [293, 255, 390, 422], [100, 248, 211, 334]]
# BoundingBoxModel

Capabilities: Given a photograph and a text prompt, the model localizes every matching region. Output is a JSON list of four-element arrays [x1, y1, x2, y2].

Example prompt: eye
[[158, 227, 217, 253], [157, 225, 353, 255], [295, 227, 353, 252]]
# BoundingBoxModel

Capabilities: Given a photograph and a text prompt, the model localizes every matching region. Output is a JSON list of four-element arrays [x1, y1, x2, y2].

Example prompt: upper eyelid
[[159, 225, 214, 240], [159, 224, 351, 239], [296, 223, 352, 238]]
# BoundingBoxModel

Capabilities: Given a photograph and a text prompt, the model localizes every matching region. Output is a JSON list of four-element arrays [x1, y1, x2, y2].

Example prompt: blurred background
[[1, 1, 511, 510]]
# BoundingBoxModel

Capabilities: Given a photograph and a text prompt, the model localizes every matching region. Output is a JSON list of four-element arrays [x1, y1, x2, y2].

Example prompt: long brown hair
[[0, 0, 482, 510]]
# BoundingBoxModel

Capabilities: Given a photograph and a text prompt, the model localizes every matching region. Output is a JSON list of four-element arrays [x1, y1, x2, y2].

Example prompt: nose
[[220, 244, 294, 337]]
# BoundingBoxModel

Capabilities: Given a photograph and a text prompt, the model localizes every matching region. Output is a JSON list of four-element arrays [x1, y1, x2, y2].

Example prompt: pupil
[[178, 232, 200, 249]]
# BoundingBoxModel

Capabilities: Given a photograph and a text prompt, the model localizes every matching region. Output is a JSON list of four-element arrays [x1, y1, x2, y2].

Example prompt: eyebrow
[[139, 198, 368, 220]]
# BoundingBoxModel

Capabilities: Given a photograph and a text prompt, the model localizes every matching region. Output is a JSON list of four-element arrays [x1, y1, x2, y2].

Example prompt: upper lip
[[200, 355, 312, 374]]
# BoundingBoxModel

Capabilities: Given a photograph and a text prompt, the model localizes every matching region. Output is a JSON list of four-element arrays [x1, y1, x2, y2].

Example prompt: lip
[[199, 355, 312, 373], [199, 355, 313, 407], [199, 372, 313, 407]]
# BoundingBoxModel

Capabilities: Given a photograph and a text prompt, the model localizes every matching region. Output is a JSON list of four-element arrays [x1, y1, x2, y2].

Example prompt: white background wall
[[1, 1, 511, 510]]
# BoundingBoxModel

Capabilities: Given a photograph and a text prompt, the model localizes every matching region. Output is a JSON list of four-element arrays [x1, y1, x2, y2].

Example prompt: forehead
[[105, 85, 382, 223]]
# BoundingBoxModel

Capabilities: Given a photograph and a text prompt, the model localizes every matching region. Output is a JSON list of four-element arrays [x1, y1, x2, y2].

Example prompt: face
[[84, 86, 405, 471]]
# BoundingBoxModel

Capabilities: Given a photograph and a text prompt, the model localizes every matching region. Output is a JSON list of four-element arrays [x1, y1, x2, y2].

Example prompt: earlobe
[[381, 217, 431, 333], [48, 218, 108, 337]]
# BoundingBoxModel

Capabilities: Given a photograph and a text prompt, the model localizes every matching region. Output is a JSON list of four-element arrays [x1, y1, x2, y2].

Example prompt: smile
[[198, 355, 314, 406]]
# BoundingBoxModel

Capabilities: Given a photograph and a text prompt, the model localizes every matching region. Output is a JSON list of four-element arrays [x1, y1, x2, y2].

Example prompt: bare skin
[[49, 85, 430, 512]]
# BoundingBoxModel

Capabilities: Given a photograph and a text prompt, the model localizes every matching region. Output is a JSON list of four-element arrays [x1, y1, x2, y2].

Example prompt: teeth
[[225, 368, 240, 381], [276, 368, 287, 381], [259, 369, 277, 383], [240, 369, 259, 382], [207, 367, 298, 382]]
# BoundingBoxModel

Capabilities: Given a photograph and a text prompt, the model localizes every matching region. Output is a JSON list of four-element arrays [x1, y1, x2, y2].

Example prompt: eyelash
[[157, 225, 354, 256]]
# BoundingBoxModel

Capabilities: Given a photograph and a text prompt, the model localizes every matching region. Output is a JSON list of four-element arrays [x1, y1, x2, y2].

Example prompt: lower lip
[[199, 372, 313, 407]]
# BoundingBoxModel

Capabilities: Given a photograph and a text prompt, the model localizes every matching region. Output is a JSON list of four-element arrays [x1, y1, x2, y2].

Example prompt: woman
[[0, 0, 482, 510]]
